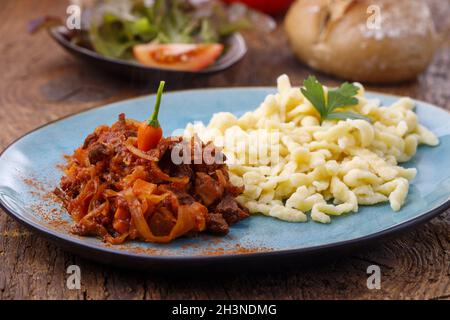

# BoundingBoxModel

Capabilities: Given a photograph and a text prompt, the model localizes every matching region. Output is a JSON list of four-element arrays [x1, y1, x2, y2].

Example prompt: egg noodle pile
[[185, 75, 439, 223]]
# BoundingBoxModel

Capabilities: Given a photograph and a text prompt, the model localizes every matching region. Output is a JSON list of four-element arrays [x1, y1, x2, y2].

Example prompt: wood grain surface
[[0, 0, 449, 300]]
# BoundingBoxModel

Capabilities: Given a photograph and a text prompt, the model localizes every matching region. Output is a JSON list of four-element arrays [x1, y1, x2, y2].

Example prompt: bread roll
[[284, 0, 438, 83]]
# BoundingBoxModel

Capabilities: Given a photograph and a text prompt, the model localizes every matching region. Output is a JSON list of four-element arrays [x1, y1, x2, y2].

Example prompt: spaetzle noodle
[[185, 75, 439, 223]]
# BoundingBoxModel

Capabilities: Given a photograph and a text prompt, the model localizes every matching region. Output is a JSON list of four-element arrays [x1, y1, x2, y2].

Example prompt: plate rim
[[1, 87, 449, 264]]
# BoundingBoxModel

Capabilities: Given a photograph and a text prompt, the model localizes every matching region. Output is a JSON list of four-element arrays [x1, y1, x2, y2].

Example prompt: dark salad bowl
[[48, 26, 247, 81]]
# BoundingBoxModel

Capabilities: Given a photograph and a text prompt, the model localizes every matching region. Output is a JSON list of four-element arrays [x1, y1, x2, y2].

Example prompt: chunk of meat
[[172, 164, 194, 179], [206, 213, 229, 235], [83, 133, 97, 149], [172, 191, 195, 205], [157, 139, 194, 181], [148, 208, 177, 236], [148, 136, 183, 161], [88, 143, 110, 164], [215, 195, 249, 225], [184, 137, 226, 174], [194, 172, 224, 206]]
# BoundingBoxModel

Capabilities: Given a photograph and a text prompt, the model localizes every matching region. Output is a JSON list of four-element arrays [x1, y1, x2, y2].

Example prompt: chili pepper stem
[[147, 81, 165, 127]]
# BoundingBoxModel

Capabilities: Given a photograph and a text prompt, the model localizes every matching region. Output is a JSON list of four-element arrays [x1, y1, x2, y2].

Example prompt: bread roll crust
[[284, 0, 437, 83]]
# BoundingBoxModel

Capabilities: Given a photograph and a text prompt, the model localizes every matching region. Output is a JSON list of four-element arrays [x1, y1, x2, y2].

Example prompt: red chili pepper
[[137, 81, 165, 151]]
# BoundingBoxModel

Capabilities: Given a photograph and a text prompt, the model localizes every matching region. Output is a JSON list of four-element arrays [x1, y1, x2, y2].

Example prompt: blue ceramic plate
[[1, 88, 449, 269]]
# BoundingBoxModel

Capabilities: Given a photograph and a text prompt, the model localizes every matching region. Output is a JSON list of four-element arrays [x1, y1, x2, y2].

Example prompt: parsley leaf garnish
[[300, 76, 370, 124]]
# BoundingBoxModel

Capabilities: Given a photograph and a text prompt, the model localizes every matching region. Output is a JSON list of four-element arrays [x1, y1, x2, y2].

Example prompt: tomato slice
[[223, 0, 294, 15], [133, 43, 224, 72]]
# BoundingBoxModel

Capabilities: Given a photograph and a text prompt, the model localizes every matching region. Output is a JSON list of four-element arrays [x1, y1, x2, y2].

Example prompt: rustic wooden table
[[0, 0, 449, 300]]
